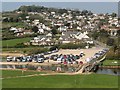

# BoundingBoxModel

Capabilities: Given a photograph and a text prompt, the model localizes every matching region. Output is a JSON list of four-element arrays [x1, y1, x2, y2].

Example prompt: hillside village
[[2, 5, 120, 49], [1, 3, 120, 89]]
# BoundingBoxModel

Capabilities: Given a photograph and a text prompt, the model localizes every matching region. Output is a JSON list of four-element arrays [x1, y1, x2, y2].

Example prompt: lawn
[[1, 70, 46, 78], [2, 70, 119, 88], [102, 60, 120, 66], [2, 37, 32, 47]]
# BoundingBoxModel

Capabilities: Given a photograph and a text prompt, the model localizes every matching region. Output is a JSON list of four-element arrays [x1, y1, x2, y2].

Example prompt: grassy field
[[102, 60, 120, 66], [2, 37, 32, 47], [1, 70, 46, 78], [2, 22, 28, 29], [2, 70, 119, 88]]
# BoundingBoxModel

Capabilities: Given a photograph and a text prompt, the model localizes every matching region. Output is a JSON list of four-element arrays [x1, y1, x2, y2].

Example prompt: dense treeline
[[16, 5, 91, 15]]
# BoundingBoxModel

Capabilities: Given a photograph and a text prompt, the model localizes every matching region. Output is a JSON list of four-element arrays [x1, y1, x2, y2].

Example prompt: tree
[[117, 30, 120, 36], [3, 18, 9, 22], [111, 13, 117, 17], [9, 17, 14, 22], [32, 26, 38, 33], [106, 38, 115, 46], [51, 28, 58, 35]]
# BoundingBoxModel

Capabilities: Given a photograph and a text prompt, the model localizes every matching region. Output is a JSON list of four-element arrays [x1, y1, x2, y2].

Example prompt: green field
[[2, 22, 28, 29], [102, 60, 120, 66], [2, 70, 119, 88], [2, 70, 46, 78], [2, 37, 32, 47]]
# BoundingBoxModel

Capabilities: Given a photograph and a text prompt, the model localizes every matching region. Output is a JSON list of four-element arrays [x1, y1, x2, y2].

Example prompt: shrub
[[27, 48, 49, 55], [106, 38, 115, 46], [14, 43, 27, 48], [49, 45, 59, 51], [59, 43, 87, 49], [106, 47, 120, 60]]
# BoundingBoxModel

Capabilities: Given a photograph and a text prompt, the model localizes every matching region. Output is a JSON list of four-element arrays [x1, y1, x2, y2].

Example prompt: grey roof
[[61, 31, 80, 40]]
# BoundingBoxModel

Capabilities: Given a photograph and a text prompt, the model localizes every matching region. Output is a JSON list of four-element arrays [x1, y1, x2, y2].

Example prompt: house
[[30, 33, 54, 46], [59, 37, 76, 44], [73, 32, 89, 40], [10, 27, 18, 31], [33, 19, 40, 25], [14, 30, 24, 36], [59, 31, 79, 44], [58, 26, 67, 32], [23, 30, 34, 35], [30, 35, 47, 46], [77, 26, 82, 30], [38, 28, 44, 34]]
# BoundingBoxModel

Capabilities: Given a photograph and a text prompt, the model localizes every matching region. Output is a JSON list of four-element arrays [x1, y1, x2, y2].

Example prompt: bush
[[106, 38, 115, 46], [106, 47, 120, 60], [27, 48, 49, 55], [49, 45, 59, 51], [14, 43, 27, 48], [59, 43, 87, 49]]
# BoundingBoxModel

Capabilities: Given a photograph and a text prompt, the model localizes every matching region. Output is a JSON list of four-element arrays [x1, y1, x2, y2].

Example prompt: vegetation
[[2, 29, 37, 40], [59, 43, 87, 49], [106, 47, 120, 60], [32, 26, 39, 33], [2, 30, 15, 40], [51, 28, 58, 35], [106, 38, 115, 46], [27, 47, 49, 55], [2, 37, 32, 47], [102, 60, 120, 66], [2, 21, 27, 29], [2, 47, 49, 55], [91, 29, 109, 40], [2, 70, 46, 78], [2, 72, 118, 88]]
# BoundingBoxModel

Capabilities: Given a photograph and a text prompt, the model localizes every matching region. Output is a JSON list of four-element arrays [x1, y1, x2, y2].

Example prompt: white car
[[37, 58, 44, 63], [7, 57, 13, 62]]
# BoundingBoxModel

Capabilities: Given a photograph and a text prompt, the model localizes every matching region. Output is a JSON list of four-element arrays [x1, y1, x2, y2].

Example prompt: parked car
[[21, 57, 27, 62], [7, 56, 13, 62], [37, 58, 44, 63]]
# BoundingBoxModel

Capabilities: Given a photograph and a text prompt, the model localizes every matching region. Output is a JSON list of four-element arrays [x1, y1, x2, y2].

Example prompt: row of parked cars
[[86, 48, 109, 63], [6, 49, 59, 63], [50, 52, 85, 64], [93, 48, 109, 59]]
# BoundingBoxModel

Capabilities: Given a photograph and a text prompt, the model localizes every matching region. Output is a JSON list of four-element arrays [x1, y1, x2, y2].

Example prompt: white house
[[38, 28, 44, 34], [58, 26, 67, 32], [10, 27, 17, 31]]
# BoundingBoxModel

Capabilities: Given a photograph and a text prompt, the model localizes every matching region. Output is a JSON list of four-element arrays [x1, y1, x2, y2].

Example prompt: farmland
[[2, 70, 119, 88]]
